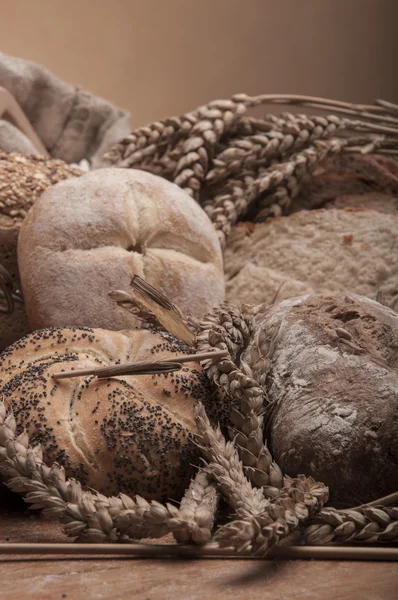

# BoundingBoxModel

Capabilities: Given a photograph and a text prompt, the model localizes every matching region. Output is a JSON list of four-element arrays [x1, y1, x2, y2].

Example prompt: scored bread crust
[[17, 168, 225, 331], [0, 326, 224, 501], [225, 208, 398, 308]]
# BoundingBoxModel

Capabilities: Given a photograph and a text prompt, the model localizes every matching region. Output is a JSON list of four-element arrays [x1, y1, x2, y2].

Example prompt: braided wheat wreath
[[0, 281, 397, 555]]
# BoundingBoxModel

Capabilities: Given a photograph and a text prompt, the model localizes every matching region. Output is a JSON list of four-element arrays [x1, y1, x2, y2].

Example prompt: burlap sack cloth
[[0, 51, 132, 349], [0, 51, 131, 166]]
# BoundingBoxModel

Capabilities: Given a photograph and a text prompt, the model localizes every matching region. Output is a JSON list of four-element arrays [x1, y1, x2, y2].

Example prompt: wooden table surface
[[0, 488, 397, 600]]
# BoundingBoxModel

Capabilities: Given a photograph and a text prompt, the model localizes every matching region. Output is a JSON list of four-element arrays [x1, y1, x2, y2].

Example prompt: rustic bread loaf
[[244, 293, 398, 506], [225, 208, 398, 308], [291, 153, 398, 214], [0, 326, 224, 501], [18, 168, 225, 332], [324, 191, 398, 214], [0, 151, 81, 351], [292, 174, 398, 214]]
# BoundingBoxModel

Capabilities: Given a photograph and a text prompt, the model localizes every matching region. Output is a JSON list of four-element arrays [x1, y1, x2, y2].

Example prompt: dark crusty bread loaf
[[244, 293, 398, 506]]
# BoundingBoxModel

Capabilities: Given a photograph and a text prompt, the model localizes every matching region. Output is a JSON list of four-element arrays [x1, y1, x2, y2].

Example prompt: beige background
[[1, 0, 397, 126]]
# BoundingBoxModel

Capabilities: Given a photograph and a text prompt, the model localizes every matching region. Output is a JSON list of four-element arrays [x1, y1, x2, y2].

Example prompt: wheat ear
[[104, 92, 398, 247], [305, 506, 398, 544], [215, 476, 328, 555], [0, 403, 218, 544], [195, 402, 328, 555], [205, 138, 349, 247], [206, 114, 347, 185], [173, 471, 219, 544], [195, 303, 284, 495]]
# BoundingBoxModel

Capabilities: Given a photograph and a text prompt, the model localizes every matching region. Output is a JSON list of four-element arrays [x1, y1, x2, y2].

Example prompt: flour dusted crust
[[245, 293, 398, 506], [0, 327, 225, 501], [225, 208, 398, 308], [18, 168, 225, 331]]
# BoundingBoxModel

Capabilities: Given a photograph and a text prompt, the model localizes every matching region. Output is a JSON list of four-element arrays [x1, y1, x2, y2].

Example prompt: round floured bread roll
[[225, 208, 398, 308], [17, 168, 225, 331], [0, 151, 82, 351], [0, 326, 224, 501], [244, 293, 398, 506]]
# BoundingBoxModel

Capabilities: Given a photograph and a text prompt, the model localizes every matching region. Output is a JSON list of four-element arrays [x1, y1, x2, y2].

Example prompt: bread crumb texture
[[225, 208, 398, 309]]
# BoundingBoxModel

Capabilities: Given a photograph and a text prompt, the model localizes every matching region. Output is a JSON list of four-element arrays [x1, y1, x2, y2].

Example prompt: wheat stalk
[[1, 354, 397, 554], [205, 138, 352, 247], [0, 405, 121, 542], [232, 93, 398, 127], [105, 99, 248, 200], [0, 403, 221, 544], [206, 114, 348, 185], [1, 542, 398, 560], [195, 402, 268, 520], [195, 302, 287, 495], [215, 476, 328, 555], [111, 278, 279, 494], [173, 471, 219, 544], [2, 276, 398, 556], [173, 100, 247, 200], [104, 93, 398, 248], [304, 506, 398, 544]]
